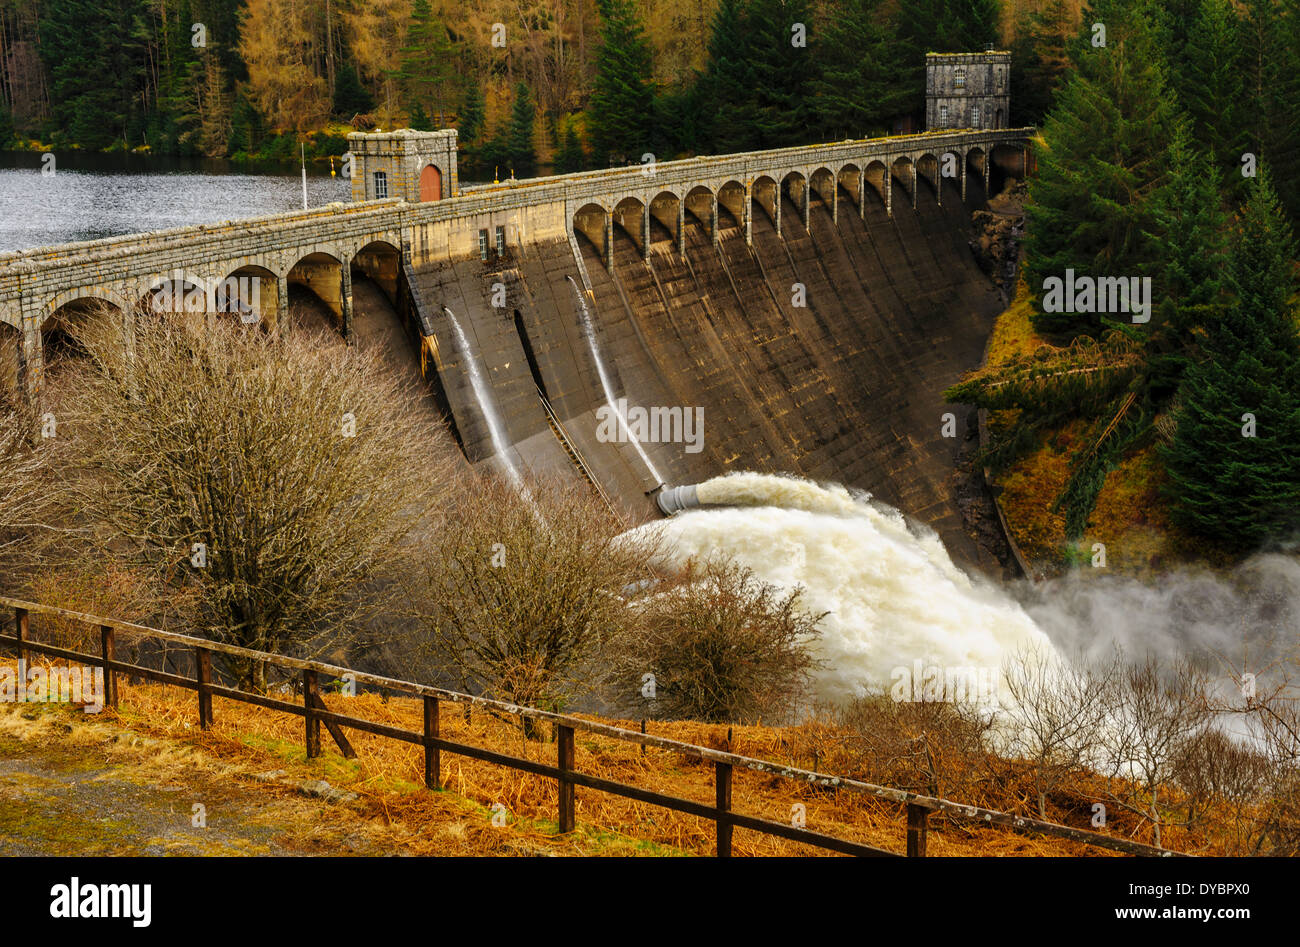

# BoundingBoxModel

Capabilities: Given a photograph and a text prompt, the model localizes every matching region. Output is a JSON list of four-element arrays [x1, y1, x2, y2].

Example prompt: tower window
[[495, 225, 506, 255], [478, 229, 489, 260], [971, 105, 981, 126], [374, 170, 388, 199], [954, 69, 966, 90], [940, 104, 949, 124]]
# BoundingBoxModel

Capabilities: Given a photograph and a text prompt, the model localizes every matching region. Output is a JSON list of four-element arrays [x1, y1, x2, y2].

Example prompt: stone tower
[[347, 128, 458, 203], [925, 50, 1011, 131]]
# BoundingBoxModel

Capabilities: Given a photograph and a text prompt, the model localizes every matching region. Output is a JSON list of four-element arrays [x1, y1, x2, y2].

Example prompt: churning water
[[635, 471, 1059, 706]]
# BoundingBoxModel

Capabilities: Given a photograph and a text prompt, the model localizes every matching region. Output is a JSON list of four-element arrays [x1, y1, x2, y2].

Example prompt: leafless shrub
[[1000, 645, 1114, 819], [409, 473, 659, 729], [609, 556, 825, 725], [46, 305, 456, 689], [1097, 654, 1212, 849], [829, 691, 997, 803], [0, 402, 56, 584]]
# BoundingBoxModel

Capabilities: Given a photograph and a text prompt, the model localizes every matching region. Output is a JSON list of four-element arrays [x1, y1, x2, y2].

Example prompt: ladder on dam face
[[535, 384, 621, 521]]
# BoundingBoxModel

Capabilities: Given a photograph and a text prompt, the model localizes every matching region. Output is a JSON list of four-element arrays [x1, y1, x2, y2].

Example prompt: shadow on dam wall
[[405, 169, 1007, 570]]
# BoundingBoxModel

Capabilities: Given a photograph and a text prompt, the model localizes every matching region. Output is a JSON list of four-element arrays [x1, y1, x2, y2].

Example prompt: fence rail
[[0, 595, 1185, 858]]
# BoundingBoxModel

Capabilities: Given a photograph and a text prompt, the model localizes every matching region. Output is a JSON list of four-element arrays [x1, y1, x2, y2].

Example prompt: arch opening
[[353, 240, 402, 305], [573, 203, 609, 256], [287, 251, 345, 333]]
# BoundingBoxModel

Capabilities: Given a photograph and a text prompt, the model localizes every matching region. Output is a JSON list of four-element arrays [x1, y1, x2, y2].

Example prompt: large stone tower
[[925, 50, 1011, 131], [347, 128, 458, 203]]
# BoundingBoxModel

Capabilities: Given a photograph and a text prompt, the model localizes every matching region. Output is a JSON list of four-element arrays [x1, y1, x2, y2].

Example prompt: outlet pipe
[[655, 483, 702, 516]]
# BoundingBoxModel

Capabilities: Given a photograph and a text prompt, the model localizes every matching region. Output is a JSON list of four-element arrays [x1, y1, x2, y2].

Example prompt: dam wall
[[407, 166, 1008, 567]]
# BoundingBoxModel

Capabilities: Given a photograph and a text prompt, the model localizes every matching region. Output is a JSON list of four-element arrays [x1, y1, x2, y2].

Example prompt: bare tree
[[1000, 644, 1114, 819], [409, 472, 658, 726], [610, 556, 825, 725], [50, 307, 457, 689], [0, 402, 54, 585], [1098, 654, 1211, 849]]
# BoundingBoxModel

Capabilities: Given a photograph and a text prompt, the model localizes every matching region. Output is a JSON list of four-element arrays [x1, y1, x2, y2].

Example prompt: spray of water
[[443, 307, 522, 486], [566, 275, 664, 484], [632, 471, 1059, 706]]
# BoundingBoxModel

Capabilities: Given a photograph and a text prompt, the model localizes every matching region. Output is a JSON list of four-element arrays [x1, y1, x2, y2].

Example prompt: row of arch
[[1, 239, 405, 404], [572, 144, 1026, 262]]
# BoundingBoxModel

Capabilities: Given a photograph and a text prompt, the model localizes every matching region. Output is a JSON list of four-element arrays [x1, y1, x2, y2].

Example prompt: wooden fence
[[0, 595, 1186, 858]]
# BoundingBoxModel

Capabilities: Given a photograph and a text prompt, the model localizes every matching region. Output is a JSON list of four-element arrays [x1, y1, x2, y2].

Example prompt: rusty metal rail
[[0, 595, 1185, 857]]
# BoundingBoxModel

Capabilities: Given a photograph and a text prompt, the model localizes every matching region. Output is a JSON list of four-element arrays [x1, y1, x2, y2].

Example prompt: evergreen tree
[[1163, 171, 1300, 549], [409, 102, 434, 131], [744, 0, 818, 148], [1240, 0, 1300, 221], [39, 0, 147, 150], [1024, 4, 1180, 336], [397, 0, 455, 123], [589, 0, 655, 165], [458, 83, 485, 144], [1009, 0, 1075, 126], [811, 0, 910, 139], [1176, 0, 1249, 198], [506, 83, 537, 178], [333, 63, 375, 117], [554, 121, 586, 173], [698, 0, 759, 152], [0, 104, 13, 146]]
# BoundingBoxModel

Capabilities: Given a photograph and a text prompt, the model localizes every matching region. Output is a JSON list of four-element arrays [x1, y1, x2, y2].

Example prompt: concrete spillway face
[[442, 306, 522, 486], [565, 275, 663, 485]]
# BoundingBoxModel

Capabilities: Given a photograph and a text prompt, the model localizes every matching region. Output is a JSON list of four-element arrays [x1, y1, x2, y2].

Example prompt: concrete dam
[[0, 127, 1032, 571], [400, 140, 1025, 570]]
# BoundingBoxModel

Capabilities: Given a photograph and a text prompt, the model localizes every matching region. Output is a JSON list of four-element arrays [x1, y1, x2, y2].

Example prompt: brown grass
[[0, 656, 1197, 857]]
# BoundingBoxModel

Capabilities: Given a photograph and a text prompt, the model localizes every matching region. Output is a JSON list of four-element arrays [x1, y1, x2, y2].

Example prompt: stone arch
[[136, 272, 215, 319], [287, 251, 346, 331], [863, 160, 890, 208], [809, 167, 836, 210], [47, 285, 132, 325], [572, 202, 610, 257], [352, 240, 402, 304], [647, 189, 682, 247], [419, 163, 443, 202], [221, 264, 279, 328], [0, 320, 20, 410], [42, 293, 127, 371], [780, 170, 808, 230], [890, 156, 915, 206], [989, 143, 1027, 195], [915, 153, 941, 199], [611, 196, 648, 254], [751, 175, 779, 229], [966, 147, 988, 195], [683, 184, 714, 234], [837, 163, 862, 214], [716, 180, 746, 232]]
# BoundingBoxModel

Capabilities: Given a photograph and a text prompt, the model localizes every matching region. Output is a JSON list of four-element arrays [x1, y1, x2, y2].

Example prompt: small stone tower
[[347, 128, 458, 203], [925, 50, 1011, 131]]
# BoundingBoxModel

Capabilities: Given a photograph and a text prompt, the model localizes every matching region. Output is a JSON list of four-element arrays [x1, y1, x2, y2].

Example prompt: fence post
[[557, 724, 575, 833], [906, 803, 929, 857], [303, 670, 320, 759], [97, 625, 117, 709], [196, 648, 213, 730], [715, 761, 733, 857], [14, 607, 27, 666], [423, 696, 440, 790]]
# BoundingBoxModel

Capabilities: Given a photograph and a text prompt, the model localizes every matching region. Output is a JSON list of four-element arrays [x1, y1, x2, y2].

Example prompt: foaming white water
[[566, 275, 663, 484], [636, 472, 1060, 706], [444, 307, 521, 486]]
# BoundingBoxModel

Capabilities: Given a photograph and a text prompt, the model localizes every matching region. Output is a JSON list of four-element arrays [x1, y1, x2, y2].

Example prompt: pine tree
[[333, 63, 375, 118], [698, 0, 759, 153], [506, 83, 537, 178], [0, 104, 14, 146], [458, 83, 485, 144], [1162, 171, 1300, 549], [1175, 0, 1249, 198], [397, 0, 454, 123], [554, 122, 586, 173], [588, 0, 655, 165], [745, 0, 817, 149], [1240, 0, 1300, 221], [1024, 4, 1180, 336], [409, 102, 433, 131], [811, 0, 910, 139], [1009, 0, 1075, 126]]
